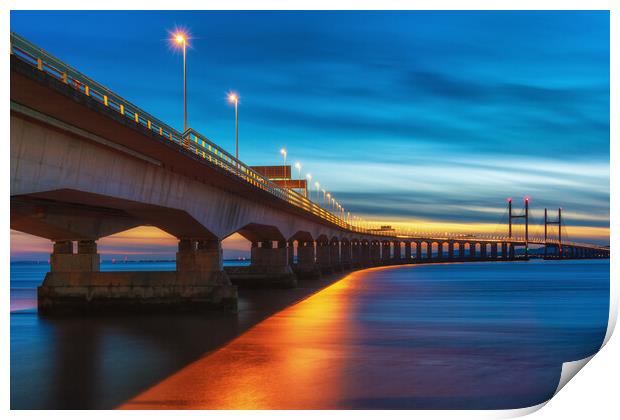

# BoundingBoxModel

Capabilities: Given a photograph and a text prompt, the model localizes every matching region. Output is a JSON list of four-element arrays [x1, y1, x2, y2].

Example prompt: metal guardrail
[[10, 32, 374, 235], [9, 33, 609, 251]]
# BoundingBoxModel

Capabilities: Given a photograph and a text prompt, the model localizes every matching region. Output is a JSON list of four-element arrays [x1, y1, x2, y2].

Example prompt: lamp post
[[295, 162, 301, 194], [295, 162, 302, 180], [227, 92, 239, 159], [305, 173, 312, 198], [280, 148, 287, 188], [314, 181, 320, 202], [173, 32, 188, 132]]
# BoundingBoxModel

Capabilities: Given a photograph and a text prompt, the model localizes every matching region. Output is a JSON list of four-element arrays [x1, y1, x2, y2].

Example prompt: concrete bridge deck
[[9, 33, 609, 314]]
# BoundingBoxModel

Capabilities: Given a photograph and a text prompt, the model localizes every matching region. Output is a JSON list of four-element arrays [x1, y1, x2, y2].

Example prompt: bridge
[[9, 33, 610, 314]]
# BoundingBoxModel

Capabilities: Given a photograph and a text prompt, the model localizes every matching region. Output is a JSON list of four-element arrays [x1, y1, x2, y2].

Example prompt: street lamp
[[227, 92, 239, 159], [280, 148, 287, 188], [294, 162, 302, 179], [306, 173, 312, 198], [314, 181, 320, 201], [172, 31, 189, 132]]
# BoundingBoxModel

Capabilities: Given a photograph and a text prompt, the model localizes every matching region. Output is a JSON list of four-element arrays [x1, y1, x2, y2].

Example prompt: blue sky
[[10, 11, 610, 257]]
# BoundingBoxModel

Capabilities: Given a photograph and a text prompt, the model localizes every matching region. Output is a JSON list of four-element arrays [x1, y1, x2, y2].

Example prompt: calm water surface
[[11, 260, 609, 409]]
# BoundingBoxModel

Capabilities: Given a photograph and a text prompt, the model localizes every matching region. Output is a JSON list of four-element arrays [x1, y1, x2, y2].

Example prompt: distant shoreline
[[10, 258, 250, 264]]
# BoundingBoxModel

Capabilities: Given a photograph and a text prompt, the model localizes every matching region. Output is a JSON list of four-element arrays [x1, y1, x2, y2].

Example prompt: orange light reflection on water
[[121, 270, 375, 410]]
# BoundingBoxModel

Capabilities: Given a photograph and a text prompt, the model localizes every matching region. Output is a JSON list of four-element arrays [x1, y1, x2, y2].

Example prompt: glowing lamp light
[[172, 31, 188, 46], [227, 92, 239, 104]]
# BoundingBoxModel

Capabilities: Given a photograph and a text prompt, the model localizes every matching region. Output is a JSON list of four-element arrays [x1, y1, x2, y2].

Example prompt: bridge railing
[[10, 32, 394, 237]]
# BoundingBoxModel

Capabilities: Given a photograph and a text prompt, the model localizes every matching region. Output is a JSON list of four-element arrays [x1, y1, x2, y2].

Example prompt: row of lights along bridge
[[172, 29, 356, 227]]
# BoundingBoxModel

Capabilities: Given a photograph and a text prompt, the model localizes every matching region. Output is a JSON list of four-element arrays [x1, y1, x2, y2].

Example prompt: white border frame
[[2, 2, 616, 419]]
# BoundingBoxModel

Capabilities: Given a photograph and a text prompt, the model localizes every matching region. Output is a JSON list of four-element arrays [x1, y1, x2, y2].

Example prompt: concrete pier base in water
[[225, 265, 297, 289], [38, 238, 238, 314], [226, 240, 297, 288], [37, 271, 237, 314]]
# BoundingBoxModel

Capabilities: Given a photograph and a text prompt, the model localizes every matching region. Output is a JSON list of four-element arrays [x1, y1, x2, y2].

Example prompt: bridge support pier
[[448, 242, 454, 260], [480, 243, 487, 260], [501, 243, 508, 259], [361, 241, 371, 267], [416, 242, 422, 261], [370, 241, 381, 265], [436, 242, 443, 260], [39, 238, 237, 314], [294, 240, 321, 279], [340, 240, 352, 270], [382, 241, 391, 264], [228, 240, 296, 289], [509, 243, 515, 260], [459, 242, 465, 259], [287, 240, 295, 266], [469, 242, 477, 259], [426, 242, 432, 261], [404, 242, 412, 261], [316, 240, 333, 274], [330, 239, 343, 272], [351, 240, 361, 268], [490, 243, 498, 259], [393, 241, 402, 263]]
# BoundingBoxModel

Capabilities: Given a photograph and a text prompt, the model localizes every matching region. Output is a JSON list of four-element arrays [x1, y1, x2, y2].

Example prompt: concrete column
[[426, 242, 432, 260], [447, 242, 454, 260], [416, 241, 422, 261], [340, 240, 352, 269], [404, 242, 412, 261], [316, 241, 332, 274], [490, 243, 498, 259], [50, 239, 100, 272], [249, 240, 287, 267], [351, 240, 361, 267], [330, 240, 342, 272], [459, 242, 465, 259], [295, 240, 320, 279], [436, 242, 443, 260], [361, 241, 371, 266], [228, 240, 296, 288], [405, 241, 411, 264], [287, 240, 295, 266], [501, 243, 508, 259], [393, 241, 402, 262], [178, 239, 223, 273], [480, 243, 487, 259], [470, 242, 477, 259], [381, 241, 391, 263], [371, 241, 381, 265], [509, 243, 515, 260]]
